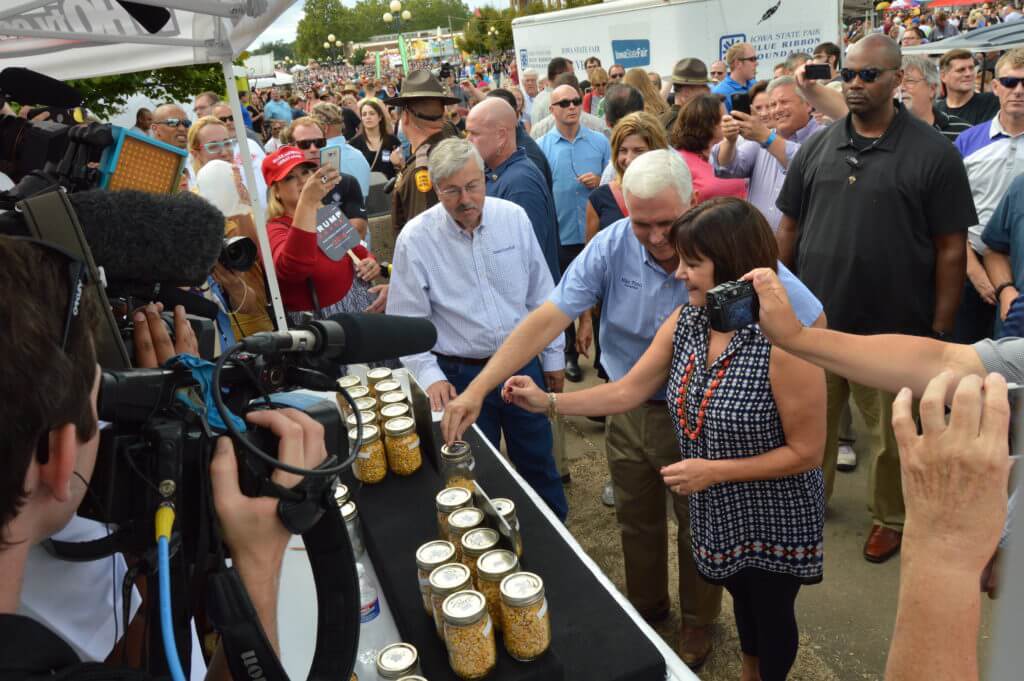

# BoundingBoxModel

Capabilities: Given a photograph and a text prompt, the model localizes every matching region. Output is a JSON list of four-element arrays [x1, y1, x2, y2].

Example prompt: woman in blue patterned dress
[[504, 197, 826, 681]]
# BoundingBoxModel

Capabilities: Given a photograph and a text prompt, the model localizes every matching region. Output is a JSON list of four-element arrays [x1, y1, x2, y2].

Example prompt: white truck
[[512, 0, 842, 83]]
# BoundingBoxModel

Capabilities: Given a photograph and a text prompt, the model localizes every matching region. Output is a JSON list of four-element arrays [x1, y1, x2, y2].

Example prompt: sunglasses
[[553, 97, 583, 108], [997, 76, 1024, 89], [408, 107, 446, 122], [202, 139, 237, 154], [217, 114, 234, 124], [295, 137, 328, 150], [156, 118, 191, 128], [840, 67, 894, 83], [736, 56, 759, 63], [609, 73, 624, 79]]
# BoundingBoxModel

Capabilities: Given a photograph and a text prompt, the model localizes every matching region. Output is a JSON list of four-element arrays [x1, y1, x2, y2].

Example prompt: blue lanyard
[[206, 278, 237, 349]]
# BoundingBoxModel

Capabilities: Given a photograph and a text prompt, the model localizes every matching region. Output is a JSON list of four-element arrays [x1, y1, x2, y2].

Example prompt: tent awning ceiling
[[0, 0, 292, 80], [902, 20, 1024, 53]]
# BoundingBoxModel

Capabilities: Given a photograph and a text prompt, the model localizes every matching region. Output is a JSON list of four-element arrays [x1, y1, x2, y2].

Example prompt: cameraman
[[0, 237, 327, 679]]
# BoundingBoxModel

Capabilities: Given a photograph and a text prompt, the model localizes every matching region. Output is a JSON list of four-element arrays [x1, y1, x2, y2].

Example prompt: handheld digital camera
[[706, 280, 759, 332]]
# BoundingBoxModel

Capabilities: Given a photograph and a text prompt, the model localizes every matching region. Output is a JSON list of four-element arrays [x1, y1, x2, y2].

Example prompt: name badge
[[381, 150, 391, 163]]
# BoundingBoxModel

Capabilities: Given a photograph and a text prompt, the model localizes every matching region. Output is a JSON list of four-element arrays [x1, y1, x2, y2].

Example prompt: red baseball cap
[[262, 146, 315, 185]]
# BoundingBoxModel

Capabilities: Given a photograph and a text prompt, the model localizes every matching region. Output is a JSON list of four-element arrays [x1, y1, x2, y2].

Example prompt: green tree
[[69, 64, 225, 120], [456, 7, 513, 55], [251, 39, 296, 62], [351, 47, 369, 66]]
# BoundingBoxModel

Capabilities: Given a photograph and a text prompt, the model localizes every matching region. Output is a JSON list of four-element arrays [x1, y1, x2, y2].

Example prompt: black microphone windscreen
[[68, 190, 225, 287], [0, 67, 82, 108], [329, 313, 438, 364]]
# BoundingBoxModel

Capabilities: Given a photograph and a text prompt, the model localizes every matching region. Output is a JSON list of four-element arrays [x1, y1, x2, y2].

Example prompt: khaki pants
[[605, 403, 723, 627], [824, 372, 905, 530]]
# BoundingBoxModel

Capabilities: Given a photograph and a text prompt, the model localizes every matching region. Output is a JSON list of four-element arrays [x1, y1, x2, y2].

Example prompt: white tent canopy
[[903, 21, 1024, 54], [252, 70, 293, 88], [0, 0, 296, 329]]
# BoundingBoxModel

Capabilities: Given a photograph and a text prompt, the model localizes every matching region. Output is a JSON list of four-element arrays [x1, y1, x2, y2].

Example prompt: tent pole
[[221, 57, 289, 331]]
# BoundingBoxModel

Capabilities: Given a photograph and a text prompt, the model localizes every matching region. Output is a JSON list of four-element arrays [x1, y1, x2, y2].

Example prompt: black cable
[[211, 343, 361, 477]]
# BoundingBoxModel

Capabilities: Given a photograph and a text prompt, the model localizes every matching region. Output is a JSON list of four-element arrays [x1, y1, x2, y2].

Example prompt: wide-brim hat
[[384, 69, 459, 106], [671, 58, 712, 86]]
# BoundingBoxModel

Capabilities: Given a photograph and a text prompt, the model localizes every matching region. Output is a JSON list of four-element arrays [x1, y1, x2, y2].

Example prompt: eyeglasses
[[156, 118, 191, 128], [295, 137, 328, 150], [217, 114, 234, 124], [840, 67, 895, 83], [202, 139, 237, 154], [901, 77, 926, 86], [997, 76, 1024, 90], [437, 179, 484, 198], [552, 97, 583, 108]]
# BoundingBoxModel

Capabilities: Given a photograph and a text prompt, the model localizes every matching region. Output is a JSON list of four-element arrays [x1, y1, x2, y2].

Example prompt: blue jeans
[[437, 355, 569, 521]]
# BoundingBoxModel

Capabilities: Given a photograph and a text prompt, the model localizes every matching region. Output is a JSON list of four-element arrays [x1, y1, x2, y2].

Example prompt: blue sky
[[253, 0, 494, 48]]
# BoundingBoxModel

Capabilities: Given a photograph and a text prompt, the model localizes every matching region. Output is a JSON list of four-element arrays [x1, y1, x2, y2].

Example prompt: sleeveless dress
[[666, 305, 825, 584]]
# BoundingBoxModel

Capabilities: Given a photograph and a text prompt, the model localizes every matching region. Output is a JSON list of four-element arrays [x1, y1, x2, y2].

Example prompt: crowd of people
[[1, 7, 1023, 681]]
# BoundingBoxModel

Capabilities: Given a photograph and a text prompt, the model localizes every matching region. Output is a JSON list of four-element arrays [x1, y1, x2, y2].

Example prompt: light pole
[[323, 33, 343, 65], [383, 0, 412, 35]]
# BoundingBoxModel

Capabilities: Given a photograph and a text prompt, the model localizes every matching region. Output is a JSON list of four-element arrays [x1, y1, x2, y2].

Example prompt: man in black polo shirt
[[776, 34, 975, 564]]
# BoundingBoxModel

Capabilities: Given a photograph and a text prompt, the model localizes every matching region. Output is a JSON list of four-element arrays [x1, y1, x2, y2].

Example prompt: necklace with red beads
[[676, 352, 732, 440]]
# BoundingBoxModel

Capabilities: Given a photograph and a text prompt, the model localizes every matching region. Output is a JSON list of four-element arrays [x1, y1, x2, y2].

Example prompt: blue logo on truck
[[719, 34, 746, 59], [519, 49, 529, 69], [611, 39, 650, 68]]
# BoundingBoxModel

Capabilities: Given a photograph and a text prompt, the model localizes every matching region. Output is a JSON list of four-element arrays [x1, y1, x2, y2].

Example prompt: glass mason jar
[[373, 379, 403, 404], [349, 424, 387, 484], [491, 497, 523, 557], [415, 540, 456, 615], [365, 367, 394, 398], [338, 385, 369, 418], [500, 572, 551, 661], [442, 590, 497, 680], [440, 441, 475, 492], [428, 563, 472, 638], [383, 416, 422, 475], [476, 549, 519, 632], [380, 402, 411, 425], [447, 507, 485, 561], [340, 500, 364, 558], [379, 389, 410, 413], [435, 487, 473, 540], [376, 642, 420, 679], [460, 527, 499, 586], [333, 482, 350, 508]]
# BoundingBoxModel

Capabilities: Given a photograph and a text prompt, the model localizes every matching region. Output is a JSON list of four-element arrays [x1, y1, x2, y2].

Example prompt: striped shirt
[[955, 115, 1024, 254], [932, 106, 972, 144], [386, 197, 565, 389]]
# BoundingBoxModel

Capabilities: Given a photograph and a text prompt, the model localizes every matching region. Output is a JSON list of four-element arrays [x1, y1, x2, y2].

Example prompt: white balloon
[[195, 159, 245, 217]]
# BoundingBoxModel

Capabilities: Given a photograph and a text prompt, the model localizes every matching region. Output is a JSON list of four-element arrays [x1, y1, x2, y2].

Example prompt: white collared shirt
[[956, 114, 1024, 253], [386, 197, 565, 388]]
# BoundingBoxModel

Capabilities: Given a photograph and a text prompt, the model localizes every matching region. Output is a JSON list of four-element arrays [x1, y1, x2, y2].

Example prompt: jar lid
[[500, 571, 544, 606], [384, 416, 416, 436], [345, 385, 370, 401], [354, 396, 378, 412], [429, 562, 471, 595], [337, 375, 362, 389], [376, 642, 418, 677], [346, 411, 377, 429], [491, 497, 515, 518], [375, 379, 402, 394], [366, 367, 393, 381], [435, 486, 472, 512], [396, 677, 427, 681], [415, 540, 456, 570], [476, 549, 519, 580], [441, 589, 487, 625], [448, 507, 485, 530], [348, 424, 379, 444], [380, 391, 407, 406], [334, 483, 349, 507], [461, 527, 499, 556], [380, 403, 411, 421], [440, 440, 472, 460], [340, 500, 357, 521]]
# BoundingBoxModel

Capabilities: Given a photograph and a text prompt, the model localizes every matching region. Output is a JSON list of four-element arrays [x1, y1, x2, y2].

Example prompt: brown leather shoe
[[678, 625, 712, 669], [863, 525, 902, 563]]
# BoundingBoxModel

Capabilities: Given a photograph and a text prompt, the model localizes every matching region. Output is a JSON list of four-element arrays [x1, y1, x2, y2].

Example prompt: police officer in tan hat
[[386, 69, 460, 231], [660, 58, 713, 130]]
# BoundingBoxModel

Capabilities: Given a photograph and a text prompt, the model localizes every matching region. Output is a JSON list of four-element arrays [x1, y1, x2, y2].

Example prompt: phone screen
[[804, 63, 832, 81], [731, 93, 752, 115], [320, 146, 341, 172]]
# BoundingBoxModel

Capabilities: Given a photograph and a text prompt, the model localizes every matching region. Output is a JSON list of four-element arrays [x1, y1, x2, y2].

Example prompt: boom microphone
[[244, 314, 439, 364], [0, 189, 225, 287], [0, 67, 83, 108]]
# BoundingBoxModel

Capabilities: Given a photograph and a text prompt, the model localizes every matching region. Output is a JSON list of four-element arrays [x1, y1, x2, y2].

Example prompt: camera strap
[[207, 506, 359, 681]]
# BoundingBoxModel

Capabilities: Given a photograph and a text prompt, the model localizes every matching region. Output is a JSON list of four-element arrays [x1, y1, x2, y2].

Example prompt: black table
[[356, 423, 669, 681]]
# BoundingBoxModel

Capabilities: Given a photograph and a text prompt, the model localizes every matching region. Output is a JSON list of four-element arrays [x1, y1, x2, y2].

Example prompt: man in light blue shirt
[[440, 149, 823, 665], [262, 88, 293, 124], [310, 102, 372, 199], [387, 138, 568, 520], [538, 83, 611, 381]]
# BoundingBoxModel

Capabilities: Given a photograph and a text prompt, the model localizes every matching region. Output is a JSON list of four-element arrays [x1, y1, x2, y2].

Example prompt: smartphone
[[731, 93, 752, 116], [320, 146, 341, 172], [805, 63, 832, 81]]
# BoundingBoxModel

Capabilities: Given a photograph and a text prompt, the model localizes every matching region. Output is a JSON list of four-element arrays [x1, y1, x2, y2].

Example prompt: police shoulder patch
[[415, 169, 432, 193]]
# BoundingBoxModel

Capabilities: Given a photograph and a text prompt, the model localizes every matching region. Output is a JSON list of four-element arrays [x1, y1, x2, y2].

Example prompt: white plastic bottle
[[355, 562, 385, 678]]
